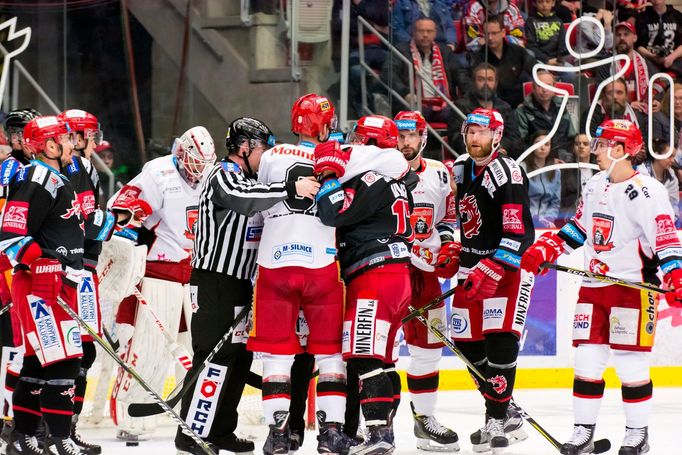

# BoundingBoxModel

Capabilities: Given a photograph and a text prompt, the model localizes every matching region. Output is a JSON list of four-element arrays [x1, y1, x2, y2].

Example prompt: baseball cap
[[615, 22, 636, 35]]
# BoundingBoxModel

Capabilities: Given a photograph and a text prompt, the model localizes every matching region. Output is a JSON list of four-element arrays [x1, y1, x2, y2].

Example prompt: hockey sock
[[454, 339, 486, 395], [12, 355, 43, 435], [289, 352, 314, 440], [573, 378, 605, 425], [350, 358, 393, 427], [622, 381, 653, 429], [384, 363, 401, 418], [41, 359, 80, 438], [72, 341, 96, 416], [484, 333, 519, 419], [407, 345, 442, 416], [262, 354, 295, 426], [4, 366, 20, 415], [315, 354, 346, 424]]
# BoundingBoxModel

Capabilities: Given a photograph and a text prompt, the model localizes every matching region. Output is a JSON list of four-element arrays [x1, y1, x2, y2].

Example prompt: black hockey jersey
[[316, 170, 417, 282], [0, 161, 86, 272], [452, 153, 535, 273], [64, 155, 113, 266]]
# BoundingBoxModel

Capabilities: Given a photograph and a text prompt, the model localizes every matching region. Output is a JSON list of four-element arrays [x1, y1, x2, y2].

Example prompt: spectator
[[560, 133, 596, 220], [514, 70, 577, 162], [636, 140, 680, 223], [462, 0, 526, 53], [525, 0, 569, 65], [597, 21, 663, 113], [382, 17, 463, 123], [575, 0, 614, 60], [580, 78, 648, 145], [391, 0, 457, 49], [520, 131, 562, 227], [653, 82, 682, 148], [635, 0, 682, 77], [446, 62, 521, 156], [468, 15, 536, 109]]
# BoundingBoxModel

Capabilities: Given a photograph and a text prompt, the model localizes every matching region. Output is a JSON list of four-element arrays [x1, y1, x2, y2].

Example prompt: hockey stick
[[128, 303, 251, 417], [409, 305, 611, 454], [132, 288, 193, 372], [543, 263, 666, 294], [55, 296, 216, 455], [0, 302, 13, 318], [401, 286, 457, 324]]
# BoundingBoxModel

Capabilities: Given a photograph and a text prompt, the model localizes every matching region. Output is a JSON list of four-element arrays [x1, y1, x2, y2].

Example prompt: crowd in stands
[[333, 0, 682, 227]]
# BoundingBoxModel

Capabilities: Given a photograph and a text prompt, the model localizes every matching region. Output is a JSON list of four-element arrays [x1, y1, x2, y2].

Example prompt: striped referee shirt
[[192, 159, 296, 279]]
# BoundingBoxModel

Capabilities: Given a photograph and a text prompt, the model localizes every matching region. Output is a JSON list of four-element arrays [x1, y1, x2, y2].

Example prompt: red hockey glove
[[434, 242, 461, 279], [520, 232, 565, 275], [313, 141, 350, 178], [664, 268, 682, 308], [30, 258, 62, 306], [464, 258, 505, 300], [111, 197, 152, 229]]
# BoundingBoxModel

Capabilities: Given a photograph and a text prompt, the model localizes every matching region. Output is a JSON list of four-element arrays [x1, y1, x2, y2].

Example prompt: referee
[[175, 117, 319, 455]]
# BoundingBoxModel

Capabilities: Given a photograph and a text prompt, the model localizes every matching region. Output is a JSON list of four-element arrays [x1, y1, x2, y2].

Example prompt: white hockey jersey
[[410, 158, 457, 272], [559, 171, 682, 286], [109, 155, 202, 263], [257, 142, 336, 269]]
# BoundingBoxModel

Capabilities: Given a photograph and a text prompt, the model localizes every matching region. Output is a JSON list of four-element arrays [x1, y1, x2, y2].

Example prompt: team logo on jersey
[[2, 201, 29, 234], [77, 190, 96, 216], [502, 204, 524, 234], [410, 206, 434, 241], [459, 194, 482, 239], [61, 198, 85, 232], [184, 206, 199, 240], [589, 258, 609, 275], [655, 214, 678, 251], [592, 213, 615, 252], [340, 189, 355, 213], [487, 374, 508, 395]]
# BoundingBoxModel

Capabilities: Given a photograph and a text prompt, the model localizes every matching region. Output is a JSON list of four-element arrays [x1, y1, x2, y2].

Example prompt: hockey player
[[58, 109, 107, 454], [520, 119, 682, 455], [108, 126, 216, 443], [175, 117, 320, 455], [0, 115, 114, 455], [393, 111, 461, 451], [246, 94, 356, 455], [314, 115, 416, 455], [450, 108, 534, 453]]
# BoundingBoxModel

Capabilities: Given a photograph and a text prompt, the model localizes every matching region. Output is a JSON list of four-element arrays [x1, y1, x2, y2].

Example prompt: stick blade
[[128, 401, 167, 417], [592, 438, 611, 454]]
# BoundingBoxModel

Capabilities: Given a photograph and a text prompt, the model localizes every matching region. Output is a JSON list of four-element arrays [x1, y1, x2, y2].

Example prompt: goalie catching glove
[[111, 197, 153, 230]]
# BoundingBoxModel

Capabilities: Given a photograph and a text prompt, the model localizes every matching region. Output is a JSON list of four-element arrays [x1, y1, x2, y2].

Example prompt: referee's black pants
[[178, 268, 253, 444]]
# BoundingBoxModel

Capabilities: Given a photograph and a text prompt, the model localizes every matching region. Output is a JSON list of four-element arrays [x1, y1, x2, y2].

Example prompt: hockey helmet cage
[[291, 93, 337, 138], [23, 116, 69, 154], [173, 126, 216, 184], [225, 117, 276, 155], [593, 119, 643, 157], [59, 109, 103, 145], [348, 115, 399, 149], [461, 108, 504, 148], [394, 110, 428, 152]]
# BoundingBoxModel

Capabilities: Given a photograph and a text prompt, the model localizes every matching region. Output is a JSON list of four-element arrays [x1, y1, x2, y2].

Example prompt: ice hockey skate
[[6, 431, 42, 455], [560, 424, 596, 454], [348, 425, 394, 455], [411, 403, 459, 452], [470, 407, 528, 453], [263, 411, 291, 455], [44, 435, 90, 455], [70, 416, 101, 454], [618, 427, 649, 455], [316, 411, 358, 455], [174, 430, 219, 455]]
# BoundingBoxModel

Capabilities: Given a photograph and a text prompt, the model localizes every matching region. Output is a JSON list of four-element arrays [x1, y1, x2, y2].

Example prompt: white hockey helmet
[[173, 126, 216, 185]]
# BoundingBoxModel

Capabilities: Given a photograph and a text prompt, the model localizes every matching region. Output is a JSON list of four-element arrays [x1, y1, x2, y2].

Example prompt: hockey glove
[[664, 268, 682, 308], [313, 141, 350, 178], [520, 232, 565, 275], [434, 242, 461, 279], [464, 258, 505, 300], [111, 197, 152, 230], [30, 258, 62, 306]]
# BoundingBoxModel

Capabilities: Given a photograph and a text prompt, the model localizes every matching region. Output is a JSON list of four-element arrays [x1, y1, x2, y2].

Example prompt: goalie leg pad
[[97, 236, 147, 304]]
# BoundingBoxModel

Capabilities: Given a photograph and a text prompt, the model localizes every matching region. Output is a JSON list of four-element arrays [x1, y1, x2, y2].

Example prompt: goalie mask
[[173, 126, 216, 187]]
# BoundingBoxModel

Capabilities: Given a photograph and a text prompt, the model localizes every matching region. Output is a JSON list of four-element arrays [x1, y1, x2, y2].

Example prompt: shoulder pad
[[221, 161, 241, 173], [1, 159, 21, 186]]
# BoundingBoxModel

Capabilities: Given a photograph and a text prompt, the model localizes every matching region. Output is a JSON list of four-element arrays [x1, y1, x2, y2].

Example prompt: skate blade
[[415, 438, 460, 452], [348, 442, 395, 455], [472, 430, 527, 453]]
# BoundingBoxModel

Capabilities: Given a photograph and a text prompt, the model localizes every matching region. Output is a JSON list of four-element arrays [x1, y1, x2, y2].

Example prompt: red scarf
[[614, 51, 649, 102], [409, 41, 451, 110]]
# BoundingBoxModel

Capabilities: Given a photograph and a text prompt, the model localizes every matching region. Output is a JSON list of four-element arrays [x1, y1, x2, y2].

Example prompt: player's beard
[[467, 140, 493, 163], [400, 146, 419, 162]]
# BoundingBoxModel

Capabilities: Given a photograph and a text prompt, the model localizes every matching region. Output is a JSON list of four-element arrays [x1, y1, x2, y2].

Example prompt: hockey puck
[[126, 441, 139, 447]]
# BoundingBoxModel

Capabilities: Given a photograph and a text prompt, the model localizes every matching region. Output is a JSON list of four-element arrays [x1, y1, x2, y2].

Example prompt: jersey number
[[391, 199, 410, 235], [284, 163, 316, 214]]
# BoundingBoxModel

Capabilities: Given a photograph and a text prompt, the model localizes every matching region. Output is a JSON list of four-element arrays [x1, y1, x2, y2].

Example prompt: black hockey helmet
[[4, 108, 41, 131], [224, 117, 275, 155]]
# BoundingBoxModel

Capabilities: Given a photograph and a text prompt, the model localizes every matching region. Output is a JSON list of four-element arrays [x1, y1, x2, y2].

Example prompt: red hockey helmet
[[59, 109, 102, 145], [291, 93, 337, 138], [461, 108, 504, 150], [394, 110, 428, 153], [23, 116, 70, 154], [348, 115, 398, 149], [593, 119, 643, 157]]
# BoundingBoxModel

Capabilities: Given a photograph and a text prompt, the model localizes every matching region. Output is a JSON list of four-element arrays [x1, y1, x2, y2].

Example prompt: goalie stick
[[409, 305, 611, 454], [543, 263, 666, 294], [128, 303, 251, 417], [55, 296, 216, 455]]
